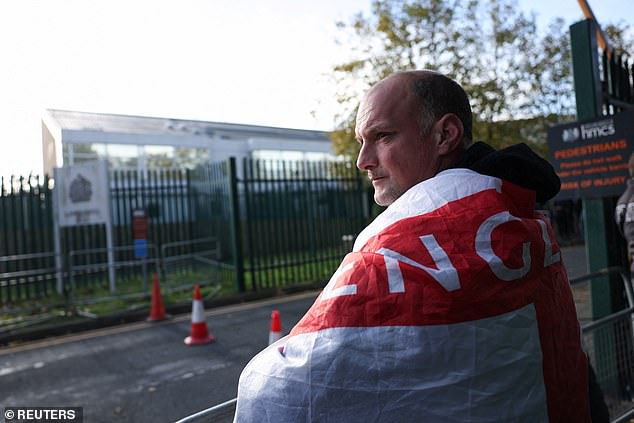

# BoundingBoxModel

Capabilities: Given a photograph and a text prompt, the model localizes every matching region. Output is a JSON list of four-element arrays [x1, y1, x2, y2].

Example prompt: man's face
[[355, 77, 440, 206]]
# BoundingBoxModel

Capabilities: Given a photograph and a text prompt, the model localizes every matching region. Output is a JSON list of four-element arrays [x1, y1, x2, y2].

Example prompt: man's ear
[[433, 114, 464, 155]]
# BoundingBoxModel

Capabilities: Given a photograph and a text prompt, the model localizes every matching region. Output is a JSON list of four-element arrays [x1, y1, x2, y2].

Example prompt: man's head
[[355, 70, 473, 206]]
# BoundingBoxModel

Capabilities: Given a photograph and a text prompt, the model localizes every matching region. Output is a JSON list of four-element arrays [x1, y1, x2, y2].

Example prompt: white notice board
[[54, 160, 110, 227]]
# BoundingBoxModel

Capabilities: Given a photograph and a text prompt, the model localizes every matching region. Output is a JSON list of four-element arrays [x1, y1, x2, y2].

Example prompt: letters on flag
[[234, 169, 589, 423]]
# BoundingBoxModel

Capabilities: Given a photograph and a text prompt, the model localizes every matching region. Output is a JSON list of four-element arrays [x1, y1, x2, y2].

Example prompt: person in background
[[615, 153, 634, 267], [233, 70, 606, 422]]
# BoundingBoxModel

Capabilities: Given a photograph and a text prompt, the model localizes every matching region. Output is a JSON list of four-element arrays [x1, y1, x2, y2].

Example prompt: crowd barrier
[[0, 237, 227, 335], [571, 267, 634, 422]]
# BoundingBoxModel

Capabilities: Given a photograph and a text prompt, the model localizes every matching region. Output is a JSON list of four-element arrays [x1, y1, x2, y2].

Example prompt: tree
[[330, 0, 544, 156], [525, 18, 575, 120], [331, 0, 468, 157], [330, 0, 632, 159], [462, 0, 538, 144], [605, 21, 634, 55]]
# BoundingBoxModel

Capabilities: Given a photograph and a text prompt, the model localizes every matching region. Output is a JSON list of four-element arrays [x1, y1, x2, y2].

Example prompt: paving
[[0, 292, 319, 423]]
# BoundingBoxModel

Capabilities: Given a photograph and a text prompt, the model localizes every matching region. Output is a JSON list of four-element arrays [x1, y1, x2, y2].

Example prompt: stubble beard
[[374, 183, 404, 207]]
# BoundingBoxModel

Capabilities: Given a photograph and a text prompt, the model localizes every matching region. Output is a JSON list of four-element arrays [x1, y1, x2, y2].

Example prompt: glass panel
[[251, 150, 278, 161], [304, 152, 332, 161], [62, 143, 72, 164], [108, 155, 138, 169], [107, 144, 140, 169], [252, 150, 336, 162], [144, 145, 175, 168], [92, 143, 107, 156], [174, 147, 209, 168], [72, 143, 98, 157]]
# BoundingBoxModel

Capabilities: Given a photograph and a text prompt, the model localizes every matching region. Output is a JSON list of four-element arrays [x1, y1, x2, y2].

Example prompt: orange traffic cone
[[184, 285, 215, 346], [268, 309, 282, 345], [148, 273, 167, 322]]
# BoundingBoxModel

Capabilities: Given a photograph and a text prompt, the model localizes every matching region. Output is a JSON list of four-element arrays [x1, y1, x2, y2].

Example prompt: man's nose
[[356, 142, 377, 171]]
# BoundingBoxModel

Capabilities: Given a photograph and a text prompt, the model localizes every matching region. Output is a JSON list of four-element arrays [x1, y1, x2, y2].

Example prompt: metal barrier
[[69, 244, 160, 295], [176, 267, 634, 423], [0, 252, 66, 333], [584, 306, 634, 422], [174, 399, 236, 423], [0, 251, 61, 303], [161, 237, 233, 294], [571, 267, 634, 422], [161, 237, 221, 276]]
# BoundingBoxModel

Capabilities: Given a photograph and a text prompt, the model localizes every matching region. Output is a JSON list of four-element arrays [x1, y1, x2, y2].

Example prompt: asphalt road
[[0, 292, 319, 423]]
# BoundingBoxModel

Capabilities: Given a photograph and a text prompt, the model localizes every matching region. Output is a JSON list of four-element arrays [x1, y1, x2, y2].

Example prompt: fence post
[[570, 19, 625, 319], [227, 157, 245, 292], [570, 19, 632, 402]]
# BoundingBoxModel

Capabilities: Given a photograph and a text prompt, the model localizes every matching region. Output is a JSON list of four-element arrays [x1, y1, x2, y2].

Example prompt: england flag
[[234, 169, 590, 423]]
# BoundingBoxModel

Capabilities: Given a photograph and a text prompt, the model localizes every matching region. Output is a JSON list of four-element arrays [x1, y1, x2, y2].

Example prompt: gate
[[238, 157, 367, 292]]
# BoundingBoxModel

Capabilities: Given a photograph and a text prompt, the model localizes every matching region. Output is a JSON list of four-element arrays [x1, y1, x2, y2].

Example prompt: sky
[[0, 0, 631, 178]]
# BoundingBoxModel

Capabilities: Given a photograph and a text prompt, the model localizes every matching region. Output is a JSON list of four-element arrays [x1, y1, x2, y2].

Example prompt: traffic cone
[[184, 285, 215, 346], [268, 309, 282, 345], [148, 273, 167, 322]]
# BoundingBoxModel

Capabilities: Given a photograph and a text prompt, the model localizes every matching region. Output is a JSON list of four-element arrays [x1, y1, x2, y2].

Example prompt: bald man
[[233, 71, 595, 423]]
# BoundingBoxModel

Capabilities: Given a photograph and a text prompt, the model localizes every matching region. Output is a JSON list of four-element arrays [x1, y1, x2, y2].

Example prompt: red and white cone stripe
[[268, 309, 282, 345], [184, 285, 215, 346]]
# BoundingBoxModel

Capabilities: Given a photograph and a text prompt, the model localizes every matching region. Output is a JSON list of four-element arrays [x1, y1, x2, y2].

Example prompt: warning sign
[[547, 110, 634, 199], [132, 208, 148, 258]]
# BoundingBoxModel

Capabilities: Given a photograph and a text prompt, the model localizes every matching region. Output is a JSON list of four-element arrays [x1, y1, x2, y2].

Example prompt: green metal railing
[[239, 158, 366, 291], [0, 158, 367, 304], [0, 175, 54, 258], [601, 49, 634, 114]]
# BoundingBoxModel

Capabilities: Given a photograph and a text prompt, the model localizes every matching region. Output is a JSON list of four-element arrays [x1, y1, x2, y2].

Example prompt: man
[[233, 71, 592, 422], [615, 152, 634, 265]]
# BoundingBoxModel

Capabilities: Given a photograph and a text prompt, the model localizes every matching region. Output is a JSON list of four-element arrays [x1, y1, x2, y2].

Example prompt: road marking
[[0, 290, 320, 355]]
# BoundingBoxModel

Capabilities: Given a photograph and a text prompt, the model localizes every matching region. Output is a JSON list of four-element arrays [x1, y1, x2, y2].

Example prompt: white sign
[[53, 160, 116, 294], [54, 160, 110, 227]]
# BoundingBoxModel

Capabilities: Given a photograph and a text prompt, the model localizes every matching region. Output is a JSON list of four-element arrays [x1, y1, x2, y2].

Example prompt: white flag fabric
[[234, 169, 590, 422]]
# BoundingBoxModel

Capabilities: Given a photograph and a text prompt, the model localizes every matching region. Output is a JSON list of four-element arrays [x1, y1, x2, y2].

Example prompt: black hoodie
[[452, 142, 561, 204], [454, 142, 610, 422]]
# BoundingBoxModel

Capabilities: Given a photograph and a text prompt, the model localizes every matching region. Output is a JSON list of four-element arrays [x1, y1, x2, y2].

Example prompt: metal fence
[[110, 167, 196, 260], [601, 49, 634, 114], [0, 158, 367, 305], [174, 399, 236, 423], [0, 237, 228, 335], [238, 158, 367, 292], [571, 267, 634, 422], [68, 244, 160, 293], [0, 175, 54, 258], [161, 237, 233, 294], [583, 306, 634, 422], [0, 252, 60, 304]]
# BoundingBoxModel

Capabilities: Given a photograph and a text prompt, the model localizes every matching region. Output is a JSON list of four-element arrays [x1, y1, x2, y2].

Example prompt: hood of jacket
[[451, 141, 560, 203]]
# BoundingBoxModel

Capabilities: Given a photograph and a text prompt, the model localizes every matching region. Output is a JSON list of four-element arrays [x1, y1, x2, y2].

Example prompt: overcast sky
[[0, 0, 630, 178]]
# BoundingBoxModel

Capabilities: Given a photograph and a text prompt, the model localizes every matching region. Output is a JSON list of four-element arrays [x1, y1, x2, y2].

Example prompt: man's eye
[[376, 132, 390, 140]]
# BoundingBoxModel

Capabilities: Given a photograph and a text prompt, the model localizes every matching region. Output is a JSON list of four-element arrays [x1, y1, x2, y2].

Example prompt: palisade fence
[[0, 175, 56, 303], [601, 49, 634, 114], [0, 158, 367, 308], [239, 157, 367, 291]]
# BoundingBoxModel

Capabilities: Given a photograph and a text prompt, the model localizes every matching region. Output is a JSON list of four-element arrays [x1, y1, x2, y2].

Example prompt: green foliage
[[605, 22, 634, 55], [330, 0, 630, 157]]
